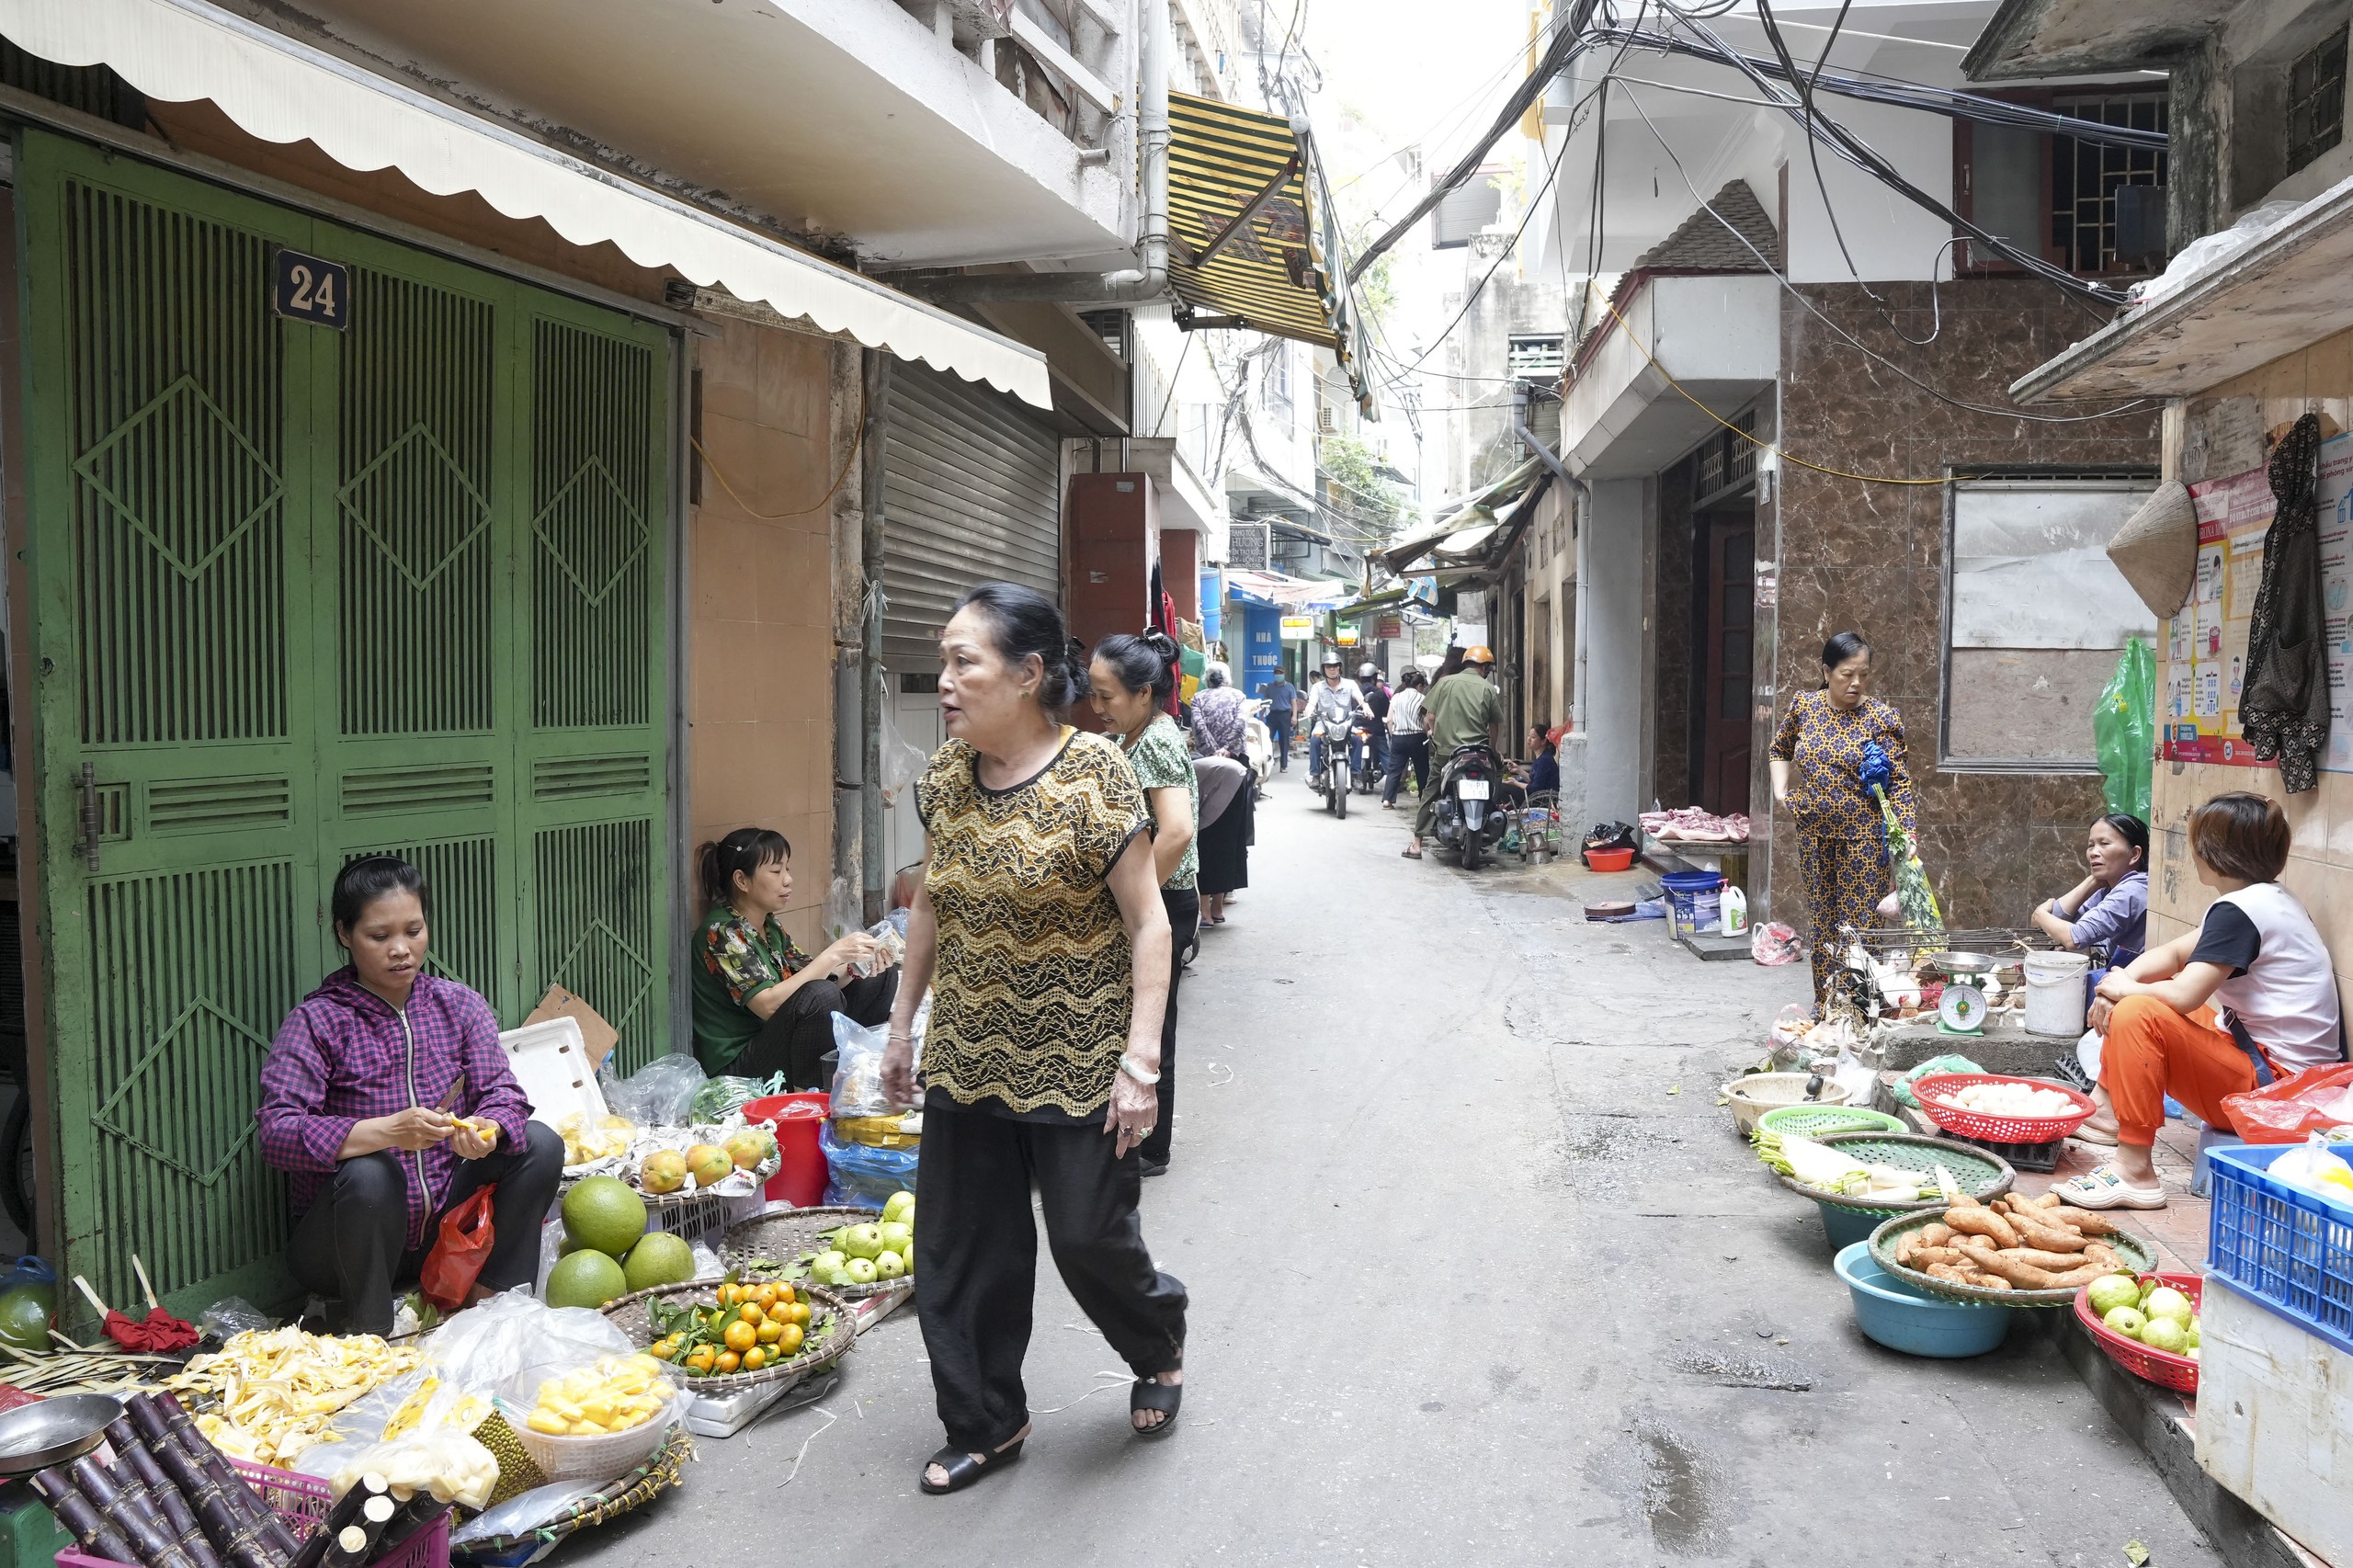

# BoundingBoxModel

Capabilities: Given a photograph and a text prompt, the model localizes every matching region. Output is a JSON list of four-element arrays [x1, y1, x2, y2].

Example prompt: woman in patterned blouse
[[688, 828, 895, 1085], [1769, 631, 1917, 1006], [1091, 628, 1198, 1177], [881, 583, 1186, 1494]]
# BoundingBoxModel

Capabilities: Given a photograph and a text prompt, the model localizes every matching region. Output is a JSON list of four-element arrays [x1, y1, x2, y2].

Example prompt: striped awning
[[1168, 92, 1372, 413]]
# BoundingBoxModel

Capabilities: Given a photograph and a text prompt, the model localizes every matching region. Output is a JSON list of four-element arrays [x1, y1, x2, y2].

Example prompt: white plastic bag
[[448, 1481, 607, 1547], [879, 699, 929, 809], [2270, 1131, 2353, 1202], [600, 1053, 706, 1127], [830, 1012, 905, 1118], [423, 1289, 635, 1406]]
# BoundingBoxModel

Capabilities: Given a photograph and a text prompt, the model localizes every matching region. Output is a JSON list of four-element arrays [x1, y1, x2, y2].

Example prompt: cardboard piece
[[523, 984, 619, 1068]]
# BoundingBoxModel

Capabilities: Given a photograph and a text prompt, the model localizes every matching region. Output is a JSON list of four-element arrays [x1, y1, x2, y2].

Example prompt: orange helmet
[[1461, 644, 1495, 665]]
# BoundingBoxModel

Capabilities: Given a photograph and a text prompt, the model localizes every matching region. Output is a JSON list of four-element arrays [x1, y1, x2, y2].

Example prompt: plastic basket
[[2072, 1271, 2201, 1394], [58, 1459, 449, 1568], [2205, 1142, 2353, 1357], [643, 1191, 732, 1253], [497, 1392, 682, 1483], [1909, 1074, 2096, 1142], [1756, 1104, 1906, 1140], [1937, 1130, 2066, 1174]]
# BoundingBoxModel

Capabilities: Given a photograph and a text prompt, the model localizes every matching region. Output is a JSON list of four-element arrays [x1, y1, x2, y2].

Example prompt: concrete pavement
[[575, 776, 2222, 1565]]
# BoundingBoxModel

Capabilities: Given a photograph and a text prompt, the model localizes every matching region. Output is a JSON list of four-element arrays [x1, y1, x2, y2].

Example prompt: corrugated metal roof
[[1167, 91, 1336, 347]]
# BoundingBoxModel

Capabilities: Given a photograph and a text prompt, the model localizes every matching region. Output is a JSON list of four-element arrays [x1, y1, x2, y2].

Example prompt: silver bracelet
[[1119, 1052, 1161, 1085]]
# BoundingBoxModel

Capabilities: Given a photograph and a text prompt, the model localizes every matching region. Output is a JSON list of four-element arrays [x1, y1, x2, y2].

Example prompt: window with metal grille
[[1077, 308, 1129, 359], [2288, 28, 2348, 176], [1506, 334, 1565, 378], [1954, 89, 2167, 277], [1693, 412, 1756, 502]]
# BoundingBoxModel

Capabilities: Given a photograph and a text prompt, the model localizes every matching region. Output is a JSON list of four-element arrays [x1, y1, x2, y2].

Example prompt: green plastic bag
[[2095, 637, 2154, 822], [1893, 1053, 1984, 1109]]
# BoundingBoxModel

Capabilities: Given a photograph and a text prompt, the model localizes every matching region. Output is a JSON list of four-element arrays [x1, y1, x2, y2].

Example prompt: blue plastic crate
[[2205, 1142, 2353, 1358]]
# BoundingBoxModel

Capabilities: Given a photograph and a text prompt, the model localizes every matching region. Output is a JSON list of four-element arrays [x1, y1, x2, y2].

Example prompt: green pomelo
[[621, 1232, 696, 1292], [545, 1250, 628, 1310], [563, 1176, 648, 1256]]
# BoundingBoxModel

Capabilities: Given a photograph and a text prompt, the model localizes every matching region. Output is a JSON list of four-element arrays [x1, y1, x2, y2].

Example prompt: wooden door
[[1699, 514, 1755, 815]]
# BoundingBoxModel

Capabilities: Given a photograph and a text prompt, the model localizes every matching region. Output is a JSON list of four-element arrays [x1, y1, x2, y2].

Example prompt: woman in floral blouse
[[1091, 629, 1197, 1176], [690, 828, 895, 1085]]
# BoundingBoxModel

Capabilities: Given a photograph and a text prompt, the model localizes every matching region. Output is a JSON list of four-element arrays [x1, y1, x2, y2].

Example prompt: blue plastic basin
[[1815, 1199, 1884, 1252], [1834, 1241, 2015, 1358]]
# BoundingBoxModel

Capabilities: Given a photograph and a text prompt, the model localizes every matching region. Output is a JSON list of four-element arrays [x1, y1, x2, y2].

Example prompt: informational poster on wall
[[2163, 430, 2353, 771]]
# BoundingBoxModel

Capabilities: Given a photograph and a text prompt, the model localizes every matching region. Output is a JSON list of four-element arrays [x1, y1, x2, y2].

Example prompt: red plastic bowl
[[2074, 1271, 2201, 1394], [1911, 1073, 2096, 1142], [1585, 846, 1635, 872]]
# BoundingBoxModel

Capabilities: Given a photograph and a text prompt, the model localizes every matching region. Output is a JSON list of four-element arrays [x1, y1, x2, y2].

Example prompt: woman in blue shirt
[[2031, 812, 2149, 966]]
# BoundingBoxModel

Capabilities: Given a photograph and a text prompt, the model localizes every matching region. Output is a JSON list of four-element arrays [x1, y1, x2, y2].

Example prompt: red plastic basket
[[58, 1458, 449, 1568], [1911, 1074, 2096, 1142], [2073, 1271, 2201, 1394]]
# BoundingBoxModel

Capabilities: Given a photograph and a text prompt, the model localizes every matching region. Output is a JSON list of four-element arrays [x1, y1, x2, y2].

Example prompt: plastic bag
[[820, 1122, 920, 1210], [2094, 636, 2154, 822], [448, 1480, 607, 1547], [2268, 1131, 2353, 1203], [423, 1289, 635, 1406], [829, 1013, 904, 1119], [2221, 1062, 2353, 1143], [1892, 1053, 1984, 1109], [324, 1430, 499, 1509], [601, 1053, 707, 1127], [1750, 921, 1802, 966], [1584, 821, 1638, 852], [688, 1075, 765, 1125], [196, 1295, 271, 1340], [826, 876, 863, 944], [879, 699, 928, 809], [418, 1187, 496, 1312], [1767, 1004, 1814, 1069]]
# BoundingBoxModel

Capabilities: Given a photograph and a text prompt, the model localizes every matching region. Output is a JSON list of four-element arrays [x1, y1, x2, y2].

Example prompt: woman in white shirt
[[2069, 791, 2344, 1209], [1381, 668, 1429, 810]]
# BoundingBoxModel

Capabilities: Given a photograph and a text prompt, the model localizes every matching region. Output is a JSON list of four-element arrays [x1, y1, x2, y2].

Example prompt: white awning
[[1, 0, 1052, 408]]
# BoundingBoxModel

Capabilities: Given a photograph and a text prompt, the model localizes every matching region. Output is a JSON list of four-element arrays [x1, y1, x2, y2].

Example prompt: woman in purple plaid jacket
[[256, 857, 563, 1335]]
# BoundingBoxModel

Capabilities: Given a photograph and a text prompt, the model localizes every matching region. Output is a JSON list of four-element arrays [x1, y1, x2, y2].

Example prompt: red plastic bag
[[2222, 1062, 2353, 1143], [418, 1187, 496, 1311]]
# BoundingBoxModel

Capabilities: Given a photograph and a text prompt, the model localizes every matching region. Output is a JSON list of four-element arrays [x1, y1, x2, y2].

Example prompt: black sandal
[[1131, 1375, 1182, 1438], [918, 1437, 1025, 1494]]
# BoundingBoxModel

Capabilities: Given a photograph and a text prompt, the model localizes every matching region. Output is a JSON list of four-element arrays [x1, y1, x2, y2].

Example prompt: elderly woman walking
[[883, 583, 1188, 1496]]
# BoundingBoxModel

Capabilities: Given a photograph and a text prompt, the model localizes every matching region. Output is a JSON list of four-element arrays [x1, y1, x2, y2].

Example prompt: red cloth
[[102, 1307, 198, 1352]]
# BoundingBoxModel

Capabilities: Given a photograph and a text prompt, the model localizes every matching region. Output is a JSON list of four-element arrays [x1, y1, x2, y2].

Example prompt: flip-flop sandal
[[1131, 1376, 1182, 1438], [918, 1437, 1026, 1494], [2054, 1165, 2165, 1210], [1401, 846, 1422, 859]]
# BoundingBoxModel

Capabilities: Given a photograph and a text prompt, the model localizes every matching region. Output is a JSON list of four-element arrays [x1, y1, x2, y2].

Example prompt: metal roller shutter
[[881, 361, 1061, 672]]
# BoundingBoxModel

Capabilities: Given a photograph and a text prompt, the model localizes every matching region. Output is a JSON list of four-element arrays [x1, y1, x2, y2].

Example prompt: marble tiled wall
[[1765, 280, 2162, 934]]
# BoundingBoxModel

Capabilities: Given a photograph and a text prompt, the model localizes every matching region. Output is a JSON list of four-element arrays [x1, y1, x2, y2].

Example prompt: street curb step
[[1675, 931, 1752, 961], [2035, 1310, 2334, 1568]]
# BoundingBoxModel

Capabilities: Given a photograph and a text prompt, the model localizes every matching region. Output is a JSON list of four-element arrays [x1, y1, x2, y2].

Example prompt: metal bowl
[[0, 1394, 124, 1478], [1925, 950, 1997, 974]]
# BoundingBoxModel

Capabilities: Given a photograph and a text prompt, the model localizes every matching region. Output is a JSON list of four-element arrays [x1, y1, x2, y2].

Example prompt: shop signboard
[[2163, 430, 2353, 771], [1279, 614, 1314, 640], [1374, 612, 1404, 639]]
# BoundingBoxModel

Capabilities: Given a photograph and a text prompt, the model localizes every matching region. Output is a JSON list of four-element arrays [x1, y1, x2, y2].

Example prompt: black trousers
[[731, 971, 900, 1090], [915, 1106, 1188, 1453], [1382, 733, 1429, 804], [1142, 887, 1199, 1167], [288, 1120, 565, 1336]]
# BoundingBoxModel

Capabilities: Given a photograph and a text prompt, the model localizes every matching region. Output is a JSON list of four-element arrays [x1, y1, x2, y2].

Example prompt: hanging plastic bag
[[688, 1075, 765, 1125], [829, 1013, 905, 1119], [2220, 1061, 2353, 1143], [601, 1053, 707, 1127], [879, 699, 929, 810], [418, 1187, 497, 1312], [2094, 636, 2155, 822]]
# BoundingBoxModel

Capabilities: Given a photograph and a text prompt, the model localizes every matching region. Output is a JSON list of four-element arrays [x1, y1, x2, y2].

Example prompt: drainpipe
[[859, 349, 892, 926], [881, 0, 1169, 305]]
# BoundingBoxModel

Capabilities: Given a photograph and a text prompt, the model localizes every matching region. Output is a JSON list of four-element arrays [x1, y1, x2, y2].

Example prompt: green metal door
[[16, 129, 674, 1316]]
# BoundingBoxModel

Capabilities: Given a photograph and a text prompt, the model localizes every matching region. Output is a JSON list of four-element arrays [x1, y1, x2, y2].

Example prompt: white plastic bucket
[[2022, 950, 2092, 1036]]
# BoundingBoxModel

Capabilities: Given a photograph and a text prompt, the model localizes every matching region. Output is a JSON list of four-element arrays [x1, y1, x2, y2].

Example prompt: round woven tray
[[1775, 1131, 2016, 1216], [722, 1206, 912, 1302], [599, 1279, 856, 1390], [1756, 1104, 1907, 1140], [450, 1427, 691, 1562], [1868, 1209, 2154, 1307]]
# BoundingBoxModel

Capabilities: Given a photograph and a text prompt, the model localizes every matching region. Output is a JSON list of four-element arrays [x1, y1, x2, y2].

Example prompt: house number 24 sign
[[271, 249, 350, 329]]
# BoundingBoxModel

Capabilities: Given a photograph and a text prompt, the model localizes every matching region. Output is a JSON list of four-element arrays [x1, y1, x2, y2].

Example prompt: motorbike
[[1350, 719, 1382, 794], [1310, 711, 1355, 819], [1431, 743, 1508, 869]]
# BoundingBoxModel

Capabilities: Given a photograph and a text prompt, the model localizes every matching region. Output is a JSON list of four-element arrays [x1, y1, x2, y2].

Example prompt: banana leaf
[[1875, 784, 1943, 933]]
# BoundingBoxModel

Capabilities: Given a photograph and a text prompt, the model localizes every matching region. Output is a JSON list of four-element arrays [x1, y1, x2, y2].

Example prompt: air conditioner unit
[[1316, 406, 1336, 433]]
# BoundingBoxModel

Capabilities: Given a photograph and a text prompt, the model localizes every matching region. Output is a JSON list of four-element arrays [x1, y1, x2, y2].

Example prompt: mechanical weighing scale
[[1928, 949, 1995, 1035]]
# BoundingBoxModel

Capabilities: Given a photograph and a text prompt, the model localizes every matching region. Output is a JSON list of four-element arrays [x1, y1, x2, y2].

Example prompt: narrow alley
[[582, 796, 2221, 1567]]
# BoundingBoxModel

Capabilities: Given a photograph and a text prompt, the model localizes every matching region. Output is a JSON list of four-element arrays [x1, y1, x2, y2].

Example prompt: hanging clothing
[[2242, 413, 2328, 792], [1769, 691, 1916, 1004]]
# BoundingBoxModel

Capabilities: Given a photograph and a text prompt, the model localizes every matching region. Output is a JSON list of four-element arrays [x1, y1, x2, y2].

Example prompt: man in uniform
[[1404, 644, 1503, 859]]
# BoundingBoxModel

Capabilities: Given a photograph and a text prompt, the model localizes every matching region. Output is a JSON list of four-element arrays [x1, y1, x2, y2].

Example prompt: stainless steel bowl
[[0, 1394, 124, 1478], [1926, 949, 1996, 974]]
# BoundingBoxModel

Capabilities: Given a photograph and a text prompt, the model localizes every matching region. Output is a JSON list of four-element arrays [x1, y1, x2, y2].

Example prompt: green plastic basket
[[1756, 1104, 1906, 1140], [1771, 1131, 2015, 1216], [1869, 1208, 2154, 1308]]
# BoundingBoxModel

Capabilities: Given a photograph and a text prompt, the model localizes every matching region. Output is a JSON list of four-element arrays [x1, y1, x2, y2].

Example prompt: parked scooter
[[1431, 742, 1507, 869], [1310, 710, 1355, 819]]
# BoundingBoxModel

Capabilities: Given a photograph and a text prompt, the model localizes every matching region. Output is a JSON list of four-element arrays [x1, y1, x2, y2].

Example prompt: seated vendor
[[1524, 723, 1561, 799], [2029, 812, 2149, 967], [2067, 792, 2344, 1210], [257, 857, 563, 1336], [691, 828, 898, 1088]]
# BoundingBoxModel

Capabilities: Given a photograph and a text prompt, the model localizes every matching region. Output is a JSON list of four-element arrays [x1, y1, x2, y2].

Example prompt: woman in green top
[[1091, 628, 1196, 1176], [881, 583, 1184, 1495], [689, 828, 895, 1086]]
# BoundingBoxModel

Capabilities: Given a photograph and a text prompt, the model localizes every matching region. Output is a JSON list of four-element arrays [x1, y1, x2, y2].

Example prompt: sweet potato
[[1911, 1246, 1967, 1269], [1946, 1206, 2021, 1249], [2083, 1242, 2118, 1269], [2044, 1205, 2120, 1235], [1897, 1233, 1919, 1266], [1925, 1262, 1972, 1282], [1918, 1222, 1954, 1247], [2024, 1191, 2063, 1209], [2043, 1260, 2115, 1290], [2008, 1215, 2091, 1254], [1998, 1246, 2095, 1270]]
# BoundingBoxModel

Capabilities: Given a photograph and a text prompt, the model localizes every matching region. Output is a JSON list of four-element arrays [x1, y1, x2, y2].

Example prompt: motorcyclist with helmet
[[1404, 644, 1503, 859], [1355, 663, 1392, 789], [1302, 656, 1374, 795]]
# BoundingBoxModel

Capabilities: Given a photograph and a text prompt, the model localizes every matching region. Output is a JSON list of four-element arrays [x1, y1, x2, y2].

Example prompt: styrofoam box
[[498, 1016, 608, 1127], [2194, 1276, 2353, 1566]]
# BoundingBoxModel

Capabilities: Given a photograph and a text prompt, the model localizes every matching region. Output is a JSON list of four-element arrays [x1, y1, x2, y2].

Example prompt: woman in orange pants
[[2066, 792, 2343, 1209]]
